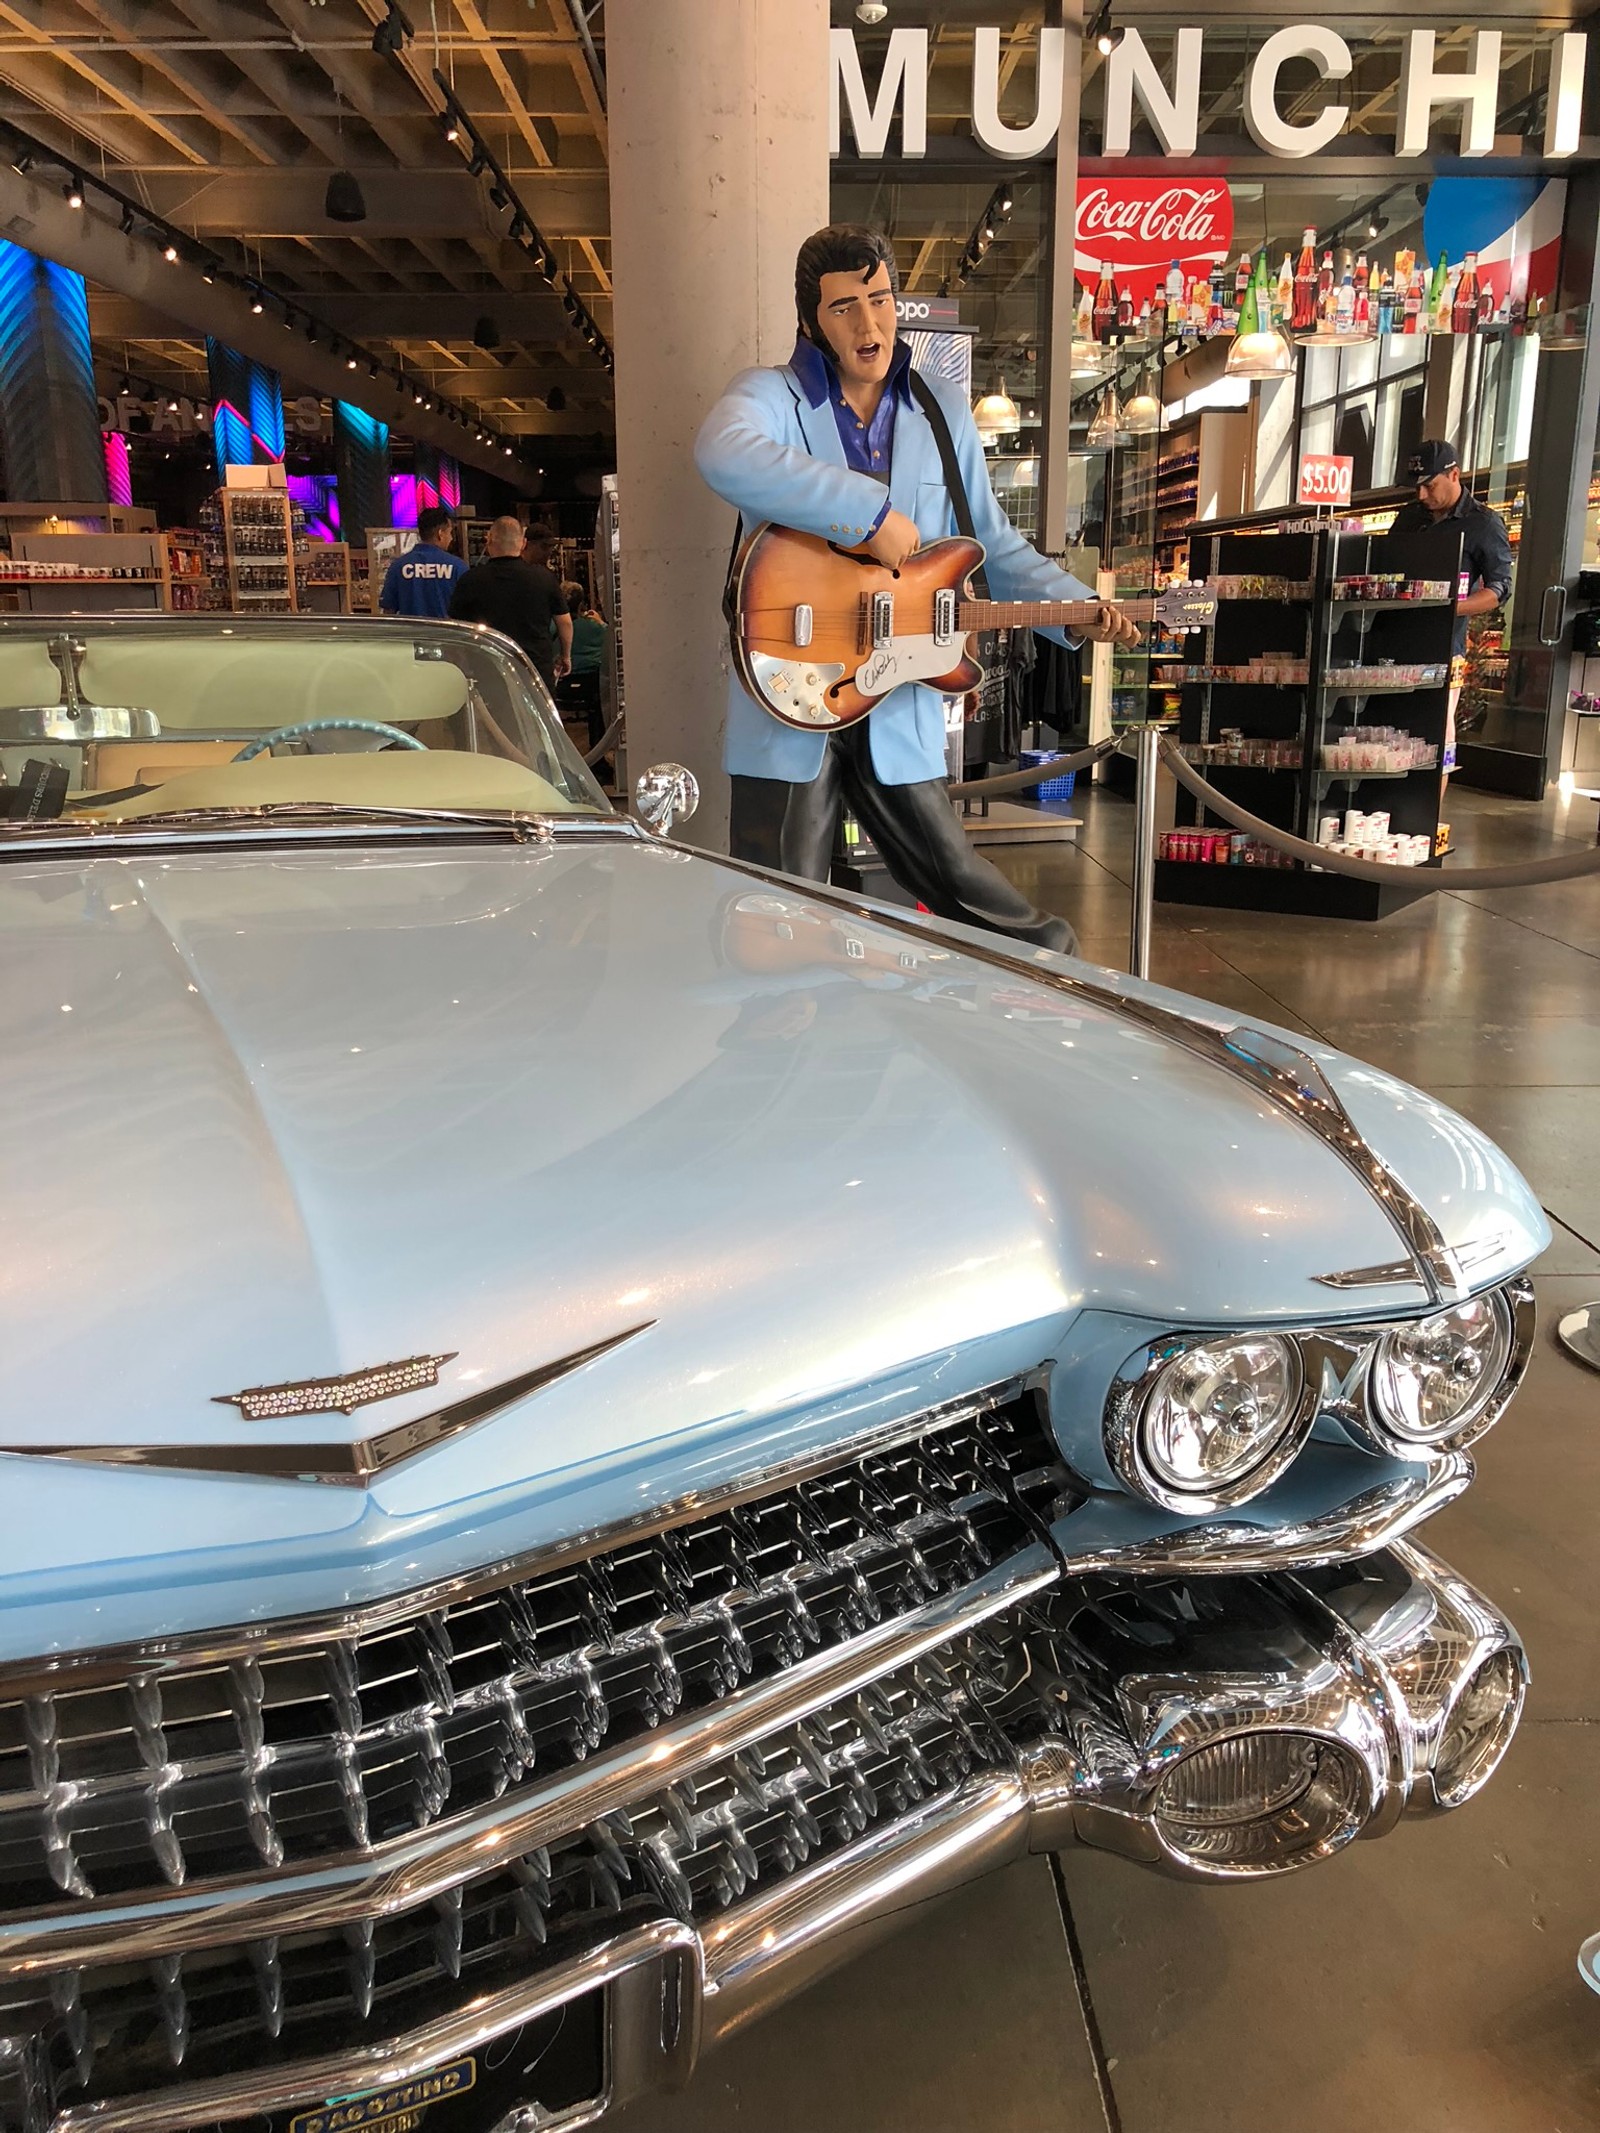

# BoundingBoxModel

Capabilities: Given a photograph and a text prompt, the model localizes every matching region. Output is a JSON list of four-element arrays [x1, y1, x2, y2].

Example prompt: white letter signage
[[1244, 27, 1353, 158], [1396, 30, 1503, 158], [972, 26, 1065, 159], [1102, 27, 1203, 157], [830, 26, 928, 159], [1545, 33, 1587, 157]]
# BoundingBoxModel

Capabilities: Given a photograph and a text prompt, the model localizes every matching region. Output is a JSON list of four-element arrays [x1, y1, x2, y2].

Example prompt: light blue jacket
[[694, 358, 1096, 785]]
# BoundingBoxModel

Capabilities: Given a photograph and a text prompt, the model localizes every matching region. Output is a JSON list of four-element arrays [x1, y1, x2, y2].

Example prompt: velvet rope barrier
[[1160, 739, 1600, 891], [951, 733, 1121, 800], [584, 715, 624, 766]]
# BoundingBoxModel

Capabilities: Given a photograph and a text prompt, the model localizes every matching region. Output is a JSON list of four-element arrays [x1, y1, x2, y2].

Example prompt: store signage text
[[1077, 179, 1231, 269], [831, 26, 1589, 162], [894, 295, 962, 328], [1297, 454, 1355, 507]]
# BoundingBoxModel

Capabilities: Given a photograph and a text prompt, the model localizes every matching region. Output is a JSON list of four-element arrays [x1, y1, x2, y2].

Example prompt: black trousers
[[729, 722, 1075, 956]]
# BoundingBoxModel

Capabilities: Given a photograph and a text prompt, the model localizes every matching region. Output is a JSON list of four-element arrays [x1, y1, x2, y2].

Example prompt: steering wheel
[[233, 719, 427, 762]]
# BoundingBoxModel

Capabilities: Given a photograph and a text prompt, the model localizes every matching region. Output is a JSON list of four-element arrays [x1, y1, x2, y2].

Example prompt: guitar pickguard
[[855, 635, 961, 700], [747, 649, 848, 726]]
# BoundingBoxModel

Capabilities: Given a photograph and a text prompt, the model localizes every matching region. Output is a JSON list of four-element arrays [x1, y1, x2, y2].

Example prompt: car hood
[[0, 834, 1546, 1652]]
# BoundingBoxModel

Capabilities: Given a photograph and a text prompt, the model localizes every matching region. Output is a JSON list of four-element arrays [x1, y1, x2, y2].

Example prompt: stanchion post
[[1130, 722, 1159, 979]]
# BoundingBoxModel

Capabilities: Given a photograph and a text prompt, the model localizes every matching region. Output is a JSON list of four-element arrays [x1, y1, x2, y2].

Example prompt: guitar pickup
[[870, 591, 893, 649], [933, 589, 957, 647], [792, 603, 813, 648]]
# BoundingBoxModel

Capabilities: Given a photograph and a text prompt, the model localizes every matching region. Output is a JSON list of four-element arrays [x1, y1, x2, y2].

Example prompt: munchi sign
[[829, 27, 1590, 162]]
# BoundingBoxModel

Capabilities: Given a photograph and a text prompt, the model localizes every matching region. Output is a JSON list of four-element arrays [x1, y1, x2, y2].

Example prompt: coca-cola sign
[[1075, 179, 1234, 305]]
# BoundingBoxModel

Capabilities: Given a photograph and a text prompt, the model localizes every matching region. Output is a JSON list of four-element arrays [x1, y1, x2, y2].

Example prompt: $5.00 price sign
[[1297, 453, 1354, 507]]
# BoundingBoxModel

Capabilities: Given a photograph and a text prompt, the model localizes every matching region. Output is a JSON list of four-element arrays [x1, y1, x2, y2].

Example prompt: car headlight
[[1109, 1335, 1307, 1512], [1370, 1292, 1513, 1449]]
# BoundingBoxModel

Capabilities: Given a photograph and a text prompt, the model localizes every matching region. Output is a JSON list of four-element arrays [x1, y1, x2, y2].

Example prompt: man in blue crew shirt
[[378, 505, 468, 620], [696, 223, 1138, 955]]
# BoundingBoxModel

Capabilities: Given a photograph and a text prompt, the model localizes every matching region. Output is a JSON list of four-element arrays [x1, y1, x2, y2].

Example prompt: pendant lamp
[[1070, 336, 1113, 379], [1226, 255, 1297, 378], [1121, 367, 1162, 433], [1086, 387, 1121, 448], [973, 379, 1022, 442]]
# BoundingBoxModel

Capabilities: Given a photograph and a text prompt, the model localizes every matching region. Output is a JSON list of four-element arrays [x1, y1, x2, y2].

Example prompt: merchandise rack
[[1155, 518, 1461, 920]]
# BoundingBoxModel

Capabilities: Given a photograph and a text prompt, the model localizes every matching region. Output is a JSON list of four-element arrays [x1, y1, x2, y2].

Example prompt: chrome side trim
[[0, 1544, 1058, 1977], [0, 1373, 1041, 1696], [700, 1772, 1027, 2046], [699, 853, 1460, 1306], [1313, 1260, 1427, 1292], [1056, 1454, 1473, 1577], [47, 1917, 700, 2133], [2, 1324, 655, 1487]]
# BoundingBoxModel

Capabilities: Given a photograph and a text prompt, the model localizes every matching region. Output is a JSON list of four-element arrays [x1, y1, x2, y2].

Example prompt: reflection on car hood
[[0, 841, 1547, 1656]]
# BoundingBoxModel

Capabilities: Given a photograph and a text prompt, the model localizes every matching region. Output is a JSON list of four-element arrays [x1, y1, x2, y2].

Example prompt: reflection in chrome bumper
[[1, 1539, 1524, 2133]]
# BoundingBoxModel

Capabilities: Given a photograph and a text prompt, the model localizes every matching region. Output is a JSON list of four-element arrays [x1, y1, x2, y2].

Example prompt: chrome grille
[[12, 1620, 1038, 2115], [0, 1392, 1069, 1914]]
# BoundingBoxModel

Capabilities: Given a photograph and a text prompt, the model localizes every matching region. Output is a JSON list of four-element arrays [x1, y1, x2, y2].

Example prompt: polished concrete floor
[[619, 776, 1600, 2133]]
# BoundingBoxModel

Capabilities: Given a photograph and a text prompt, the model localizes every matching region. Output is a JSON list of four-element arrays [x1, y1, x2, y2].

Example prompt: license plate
[[269, 1991, 606, 2133]]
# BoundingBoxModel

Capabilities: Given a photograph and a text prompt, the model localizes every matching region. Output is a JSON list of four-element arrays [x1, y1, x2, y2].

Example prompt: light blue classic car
[[0, 616, 1547, 2133]]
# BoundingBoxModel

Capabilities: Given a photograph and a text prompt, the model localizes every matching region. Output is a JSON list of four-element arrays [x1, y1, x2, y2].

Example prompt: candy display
[[1182, 737, 1303, 769], [1313, 810, 1434, 866], [1320, 727, 1439, 772], [1159, 829, 1295, 868], [1205, 575, 1315, 602], [1152, 659, 1310, 685], [1325, 662, 1448, 692], [1331, 575, 1454, 602]]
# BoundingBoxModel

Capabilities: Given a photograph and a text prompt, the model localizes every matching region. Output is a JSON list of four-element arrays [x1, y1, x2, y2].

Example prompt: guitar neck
[[960, 597, 1152, 630]]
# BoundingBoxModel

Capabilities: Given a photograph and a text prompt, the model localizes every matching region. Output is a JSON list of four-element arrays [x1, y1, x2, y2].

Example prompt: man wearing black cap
[[1391, 440, 1513, 766]]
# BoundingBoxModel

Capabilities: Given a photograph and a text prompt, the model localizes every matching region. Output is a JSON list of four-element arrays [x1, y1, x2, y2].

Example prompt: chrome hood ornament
[[5, 1326, 654, 1487], [214, 1352, 459, 1421]]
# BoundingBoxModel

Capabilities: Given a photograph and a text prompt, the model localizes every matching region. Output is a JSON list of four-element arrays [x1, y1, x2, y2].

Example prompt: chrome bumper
[[3, 1535, 1525, 2133]]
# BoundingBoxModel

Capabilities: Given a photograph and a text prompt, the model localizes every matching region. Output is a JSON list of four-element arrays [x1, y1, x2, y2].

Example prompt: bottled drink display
[[1292, 227, 1318, 331], [1092, 262, 1117, 341], [1453, 251, 1480, 334]]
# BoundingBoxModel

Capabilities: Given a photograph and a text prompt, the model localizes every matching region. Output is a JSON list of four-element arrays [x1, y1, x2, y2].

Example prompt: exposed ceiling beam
[[89, 290, 584, 343], [450, 0, 555, 168], [0, 2, 211, 163], [102, 166, 608, 236]]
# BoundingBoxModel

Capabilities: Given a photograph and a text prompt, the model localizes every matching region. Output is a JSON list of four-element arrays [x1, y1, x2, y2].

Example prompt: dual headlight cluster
[[1106, 1282, 1529, 1515]]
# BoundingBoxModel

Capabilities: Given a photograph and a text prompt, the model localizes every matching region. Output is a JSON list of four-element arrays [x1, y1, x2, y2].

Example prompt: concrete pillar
[[608, 0, 830, 847], [334, 401, 392, 549], [0, 242, 107, 503]]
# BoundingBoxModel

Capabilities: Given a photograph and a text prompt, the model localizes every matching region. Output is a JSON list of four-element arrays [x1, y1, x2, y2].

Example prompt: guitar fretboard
[[960, 598, 1154, 629]]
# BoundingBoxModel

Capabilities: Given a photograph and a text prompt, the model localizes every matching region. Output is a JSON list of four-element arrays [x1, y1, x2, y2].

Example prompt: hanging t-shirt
[[378, 539, 468, 620]]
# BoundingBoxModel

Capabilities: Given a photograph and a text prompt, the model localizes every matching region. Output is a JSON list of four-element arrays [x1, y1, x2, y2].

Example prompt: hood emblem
[[2, 1325, 654, 1486], [215, 1353, 459, 1422]]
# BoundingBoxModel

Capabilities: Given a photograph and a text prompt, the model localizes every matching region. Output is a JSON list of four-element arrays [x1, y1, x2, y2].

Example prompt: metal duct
[[0, 168, 538, 488]]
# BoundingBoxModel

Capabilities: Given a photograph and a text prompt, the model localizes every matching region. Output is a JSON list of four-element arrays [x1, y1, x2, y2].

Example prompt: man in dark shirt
[[377, 505, 467, 620], [448, 518, 572, 692], [1391, 440, 1514, 656], [1390, 440, 1514, 767]]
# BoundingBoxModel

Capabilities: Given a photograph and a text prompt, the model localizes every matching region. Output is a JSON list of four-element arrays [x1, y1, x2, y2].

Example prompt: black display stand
[[1154, 517, 1462, 921]]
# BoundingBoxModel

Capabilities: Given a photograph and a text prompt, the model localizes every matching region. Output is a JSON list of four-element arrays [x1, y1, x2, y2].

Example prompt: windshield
[[0, 620, 611, 835]]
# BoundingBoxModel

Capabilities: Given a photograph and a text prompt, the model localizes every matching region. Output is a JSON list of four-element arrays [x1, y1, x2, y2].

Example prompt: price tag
[[1297, 454, 1354, 507]]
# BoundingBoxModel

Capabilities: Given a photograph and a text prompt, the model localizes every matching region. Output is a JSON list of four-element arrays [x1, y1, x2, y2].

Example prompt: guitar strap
[[907, 372, 991, 601]]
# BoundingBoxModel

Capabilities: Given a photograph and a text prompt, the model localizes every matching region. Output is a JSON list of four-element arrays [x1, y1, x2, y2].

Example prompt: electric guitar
[[730, 523, 1217, 731]]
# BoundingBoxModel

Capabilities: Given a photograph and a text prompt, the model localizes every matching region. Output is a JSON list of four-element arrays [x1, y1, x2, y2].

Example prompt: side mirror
[[634, 762, 700, 837]]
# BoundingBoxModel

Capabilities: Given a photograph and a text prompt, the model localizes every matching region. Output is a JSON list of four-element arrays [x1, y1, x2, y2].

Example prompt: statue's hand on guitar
[[865, 508, 921, 570], [1079, 604, 1142, 648]]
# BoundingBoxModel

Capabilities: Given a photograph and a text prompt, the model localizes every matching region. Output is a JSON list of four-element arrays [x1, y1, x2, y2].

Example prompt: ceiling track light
[[371, 1, 411, 60], [162, 241, 179, 263], [118, 205, 135, 236], [64, 176, 83, 209]]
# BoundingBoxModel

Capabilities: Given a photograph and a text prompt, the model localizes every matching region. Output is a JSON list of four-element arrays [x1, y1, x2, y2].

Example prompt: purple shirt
[[789, 334, 914, 539]]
